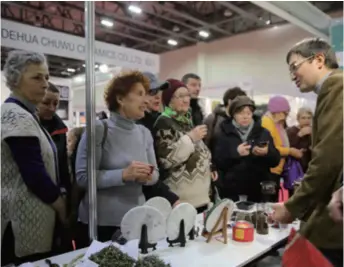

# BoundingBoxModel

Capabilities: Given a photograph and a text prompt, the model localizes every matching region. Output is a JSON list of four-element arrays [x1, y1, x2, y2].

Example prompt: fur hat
[[229, 96, 256, 117]]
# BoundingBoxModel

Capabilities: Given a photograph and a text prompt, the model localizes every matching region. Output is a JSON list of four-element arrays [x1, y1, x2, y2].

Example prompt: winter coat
[[213, 116, 280, 202]]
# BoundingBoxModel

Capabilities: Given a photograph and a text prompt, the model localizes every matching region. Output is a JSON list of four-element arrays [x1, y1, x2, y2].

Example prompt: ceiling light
[[199, 30, 210, 38], [99, 64, 109, 73], [101, 19, 114, 27], [95, 64, 99, 68], [67, 68, 76, 73], [167, 39, 178, 46], [266, 20, 271, 25], [128, 5, 142, 14], [82, 64, 85, 67]]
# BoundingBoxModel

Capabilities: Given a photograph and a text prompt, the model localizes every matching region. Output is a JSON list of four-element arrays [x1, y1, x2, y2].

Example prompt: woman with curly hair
[[75, 71, 158, 247]]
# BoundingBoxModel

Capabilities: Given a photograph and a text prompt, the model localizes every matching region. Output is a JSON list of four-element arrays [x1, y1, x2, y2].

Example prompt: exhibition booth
[[1, 2, 342, 266]]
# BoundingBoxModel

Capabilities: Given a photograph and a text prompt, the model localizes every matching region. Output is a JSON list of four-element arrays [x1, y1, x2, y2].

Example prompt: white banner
[[1, 19, 160, 73]]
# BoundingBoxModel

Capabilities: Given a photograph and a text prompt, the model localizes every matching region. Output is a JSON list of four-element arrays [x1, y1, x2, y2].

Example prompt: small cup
[[149, 165, 154, 174]]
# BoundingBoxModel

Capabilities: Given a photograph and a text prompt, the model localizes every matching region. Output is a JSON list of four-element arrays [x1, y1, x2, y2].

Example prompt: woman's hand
[[187, 125, 208, 142], [298, 126, 312, 137], [172, 200, 181, 208], [252, 146, 268, 156], [237, 142, 251, 156], [122, 161, 152, 183], [289, 147, 303, 159], [52, 196, 68, 226], [211, 171, 218, 181]]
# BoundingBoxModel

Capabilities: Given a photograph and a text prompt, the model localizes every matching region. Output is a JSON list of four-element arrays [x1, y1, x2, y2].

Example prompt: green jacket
[[285, 69, 343, 249]]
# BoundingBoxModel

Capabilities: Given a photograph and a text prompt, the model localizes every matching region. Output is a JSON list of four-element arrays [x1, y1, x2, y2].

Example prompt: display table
[[33, 215, 299, 267]]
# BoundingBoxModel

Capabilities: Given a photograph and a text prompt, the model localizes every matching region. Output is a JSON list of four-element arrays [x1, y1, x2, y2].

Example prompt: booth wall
[[159, 23, 318, 101]]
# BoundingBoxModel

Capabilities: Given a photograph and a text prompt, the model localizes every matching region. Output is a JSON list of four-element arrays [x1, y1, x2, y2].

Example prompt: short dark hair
[[223, 87, 247, 106], [286, 38, 339, 69], [104, 71, 150, 112], [48, 82, 60, 93], [181, 73, 201, 84]]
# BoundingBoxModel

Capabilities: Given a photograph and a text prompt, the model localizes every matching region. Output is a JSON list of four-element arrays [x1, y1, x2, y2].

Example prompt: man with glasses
[[272, 38, 343, 266]]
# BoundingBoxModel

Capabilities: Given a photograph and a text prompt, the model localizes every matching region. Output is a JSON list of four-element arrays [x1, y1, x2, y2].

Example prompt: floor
[[256, 249, 284, 267]]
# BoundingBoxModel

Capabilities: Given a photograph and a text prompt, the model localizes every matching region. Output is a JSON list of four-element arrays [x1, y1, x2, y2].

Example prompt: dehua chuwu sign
[[1, 19, 160, 73]]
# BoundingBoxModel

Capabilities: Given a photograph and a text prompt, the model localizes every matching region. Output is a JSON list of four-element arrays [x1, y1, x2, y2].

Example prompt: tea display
[[232, 221, 254, 242], [89, 245, 136, 267], [166, 203, 197, 247], [144, 197, 172, 220], [135, 255, 171, 267], [256, 211, 269, 235]]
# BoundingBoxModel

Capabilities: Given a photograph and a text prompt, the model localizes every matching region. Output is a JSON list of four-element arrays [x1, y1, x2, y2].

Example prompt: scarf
[[232, 119, 254, 142], [265, 112, 290, 147], [161, 106, 193, 126]]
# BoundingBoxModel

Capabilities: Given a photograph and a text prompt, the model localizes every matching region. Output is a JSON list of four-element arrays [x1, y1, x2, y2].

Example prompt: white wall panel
[[160, 23, 318, 101]]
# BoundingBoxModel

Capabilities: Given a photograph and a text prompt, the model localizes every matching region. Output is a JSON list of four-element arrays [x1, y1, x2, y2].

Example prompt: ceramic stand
[[167, 219, 186, 247], [139, 224, 157, 254]]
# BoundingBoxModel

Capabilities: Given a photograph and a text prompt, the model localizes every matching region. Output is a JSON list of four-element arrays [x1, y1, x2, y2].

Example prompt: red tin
[[233, 220, 254, 242]]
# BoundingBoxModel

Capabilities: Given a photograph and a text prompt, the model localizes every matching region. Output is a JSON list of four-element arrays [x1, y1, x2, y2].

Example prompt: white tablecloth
[[33, 216, 299, 267]]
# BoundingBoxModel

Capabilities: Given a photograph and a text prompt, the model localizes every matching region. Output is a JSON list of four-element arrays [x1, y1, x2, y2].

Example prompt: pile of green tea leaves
[[89, 245, 135, 267], [88, 246, 171, 267], [135, 255, 171, 267]]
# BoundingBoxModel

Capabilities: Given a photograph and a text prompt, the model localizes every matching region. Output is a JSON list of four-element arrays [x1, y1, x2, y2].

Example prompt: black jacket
[[213, 116, 280, 202], [41, 114, 71, 194], [190, 99, 204, 126], [137, 111, 160, 136], [137, 111, 179, 205]]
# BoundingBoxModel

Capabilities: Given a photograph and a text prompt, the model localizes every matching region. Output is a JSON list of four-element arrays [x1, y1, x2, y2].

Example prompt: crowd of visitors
[[1, 37, 342, 267]]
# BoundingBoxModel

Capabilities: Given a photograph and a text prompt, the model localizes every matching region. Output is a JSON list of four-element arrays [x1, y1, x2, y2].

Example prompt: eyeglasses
[[289, 55, 314, 73], [173, 94, 191, 100]]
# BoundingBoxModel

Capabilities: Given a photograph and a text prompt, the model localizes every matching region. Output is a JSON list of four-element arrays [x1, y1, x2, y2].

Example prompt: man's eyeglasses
[[289, 55, 314, 73]]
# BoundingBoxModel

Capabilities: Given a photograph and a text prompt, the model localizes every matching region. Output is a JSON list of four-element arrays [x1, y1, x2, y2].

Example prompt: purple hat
[[268, 96, 290, 113]]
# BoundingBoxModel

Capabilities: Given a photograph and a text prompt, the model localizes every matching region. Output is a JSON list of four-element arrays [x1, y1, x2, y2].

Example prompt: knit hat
[[268, 95, 290, 113], [162, 79, 186, 106], [229, 96, 256, 117]]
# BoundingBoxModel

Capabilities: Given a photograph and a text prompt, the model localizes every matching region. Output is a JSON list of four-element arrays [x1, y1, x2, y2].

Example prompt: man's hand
[[271, 202, 294, 224], [211, 171, 218, 181], [328, 187, 343, 223]]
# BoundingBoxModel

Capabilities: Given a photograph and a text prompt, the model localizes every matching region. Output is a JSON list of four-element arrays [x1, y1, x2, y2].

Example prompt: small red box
[[232, 221, 254, 242]]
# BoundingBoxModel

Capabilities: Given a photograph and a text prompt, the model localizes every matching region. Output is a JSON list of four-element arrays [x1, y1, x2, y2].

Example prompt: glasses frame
[[289, 55, 315, 74]]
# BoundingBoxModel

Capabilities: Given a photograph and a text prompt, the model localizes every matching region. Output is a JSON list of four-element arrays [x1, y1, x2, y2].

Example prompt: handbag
[[282, 157, 304, 190]]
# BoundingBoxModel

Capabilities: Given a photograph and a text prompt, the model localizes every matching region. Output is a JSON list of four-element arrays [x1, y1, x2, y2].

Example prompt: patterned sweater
[[153, 115, 212, 208]]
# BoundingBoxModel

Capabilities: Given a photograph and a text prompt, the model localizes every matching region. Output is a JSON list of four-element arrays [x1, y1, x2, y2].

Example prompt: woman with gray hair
[[287, 107, 313, 173], [1, 50, 67, 265]]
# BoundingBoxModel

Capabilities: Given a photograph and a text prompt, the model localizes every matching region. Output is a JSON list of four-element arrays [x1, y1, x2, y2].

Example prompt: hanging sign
[[1, 19, 160, 73], [330, 19, 343, 68]]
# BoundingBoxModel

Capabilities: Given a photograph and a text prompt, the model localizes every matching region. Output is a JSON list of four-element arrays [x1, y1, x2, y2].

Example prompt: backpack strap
[[100, 120, 108, 148]]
